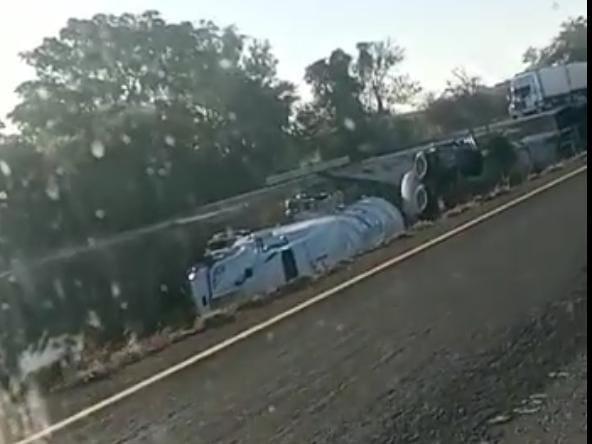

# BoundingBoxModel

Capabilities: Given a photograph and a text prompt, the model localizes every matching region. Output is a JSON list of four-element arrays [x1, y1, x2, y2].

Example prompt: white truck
[[509, 62, 587, 118]]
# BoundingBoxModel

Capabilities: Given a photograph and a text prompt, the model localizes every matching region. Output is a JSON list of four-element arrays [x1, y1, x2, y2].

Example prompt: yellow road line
[[15, 164, 587, 444]]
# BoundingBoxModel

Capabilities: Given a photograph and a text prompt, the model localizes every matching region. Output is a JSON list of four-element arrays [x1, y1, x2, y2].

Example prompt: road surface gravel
[[492, 350, 587, 443]]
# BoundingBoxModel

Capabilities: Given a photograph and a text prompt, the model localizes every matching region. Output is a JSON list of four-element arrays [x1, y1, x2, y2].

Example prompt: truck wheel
[[415, 184, 429, 215], [414, 151, 429, 180]]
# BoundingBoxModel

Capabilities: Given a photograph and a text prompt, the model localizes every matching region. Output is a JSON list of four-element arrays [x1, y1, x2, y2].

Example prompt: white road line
[[15, 164, 587, 444]]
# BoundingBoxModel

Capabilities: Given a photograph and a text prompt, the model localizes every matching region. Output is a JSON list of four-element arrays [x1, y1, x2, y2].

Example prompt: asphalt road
[[43, 171, 587, 444], [493, 350, 587, 443]]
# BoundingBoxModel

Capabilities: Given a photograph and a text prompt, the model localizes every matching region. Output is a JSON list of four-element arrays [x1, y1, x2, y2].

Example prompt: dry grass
[[411, 220, 435, 231], [443, 200, 480, 218]]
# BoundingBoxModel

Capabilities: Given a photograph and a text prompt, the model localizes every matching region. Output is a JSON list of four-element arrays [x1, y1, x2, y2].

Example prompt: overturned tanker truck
[[188, 136, 484, 312], [188, 197, 405, 311]]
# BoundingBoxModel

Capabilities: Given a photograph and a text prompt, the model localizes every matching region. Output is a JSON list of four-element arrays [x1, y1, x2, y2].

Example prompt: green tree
[[305, 49, 365, 121], [298, 41, 421, 160], [5, 11, 297, 251], [522, 16, 587, 68], [424, 68, 507, 134], [300, 49, 367, 159], [354, 39, 421, 114], [0, 135, 58, 256]]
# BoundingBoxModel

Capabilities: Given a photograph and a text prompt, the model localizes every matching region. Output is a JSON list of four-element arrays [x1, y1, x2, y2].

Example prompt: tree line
[[0, 12, 586, 259]]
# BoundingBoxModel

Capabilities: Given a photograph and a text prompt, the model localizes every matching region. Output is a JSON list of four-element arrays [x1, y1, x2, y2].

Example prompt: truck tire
[[414, 184, 429, 215], [414, 151, 429, 180], [400, 170, 430, 221]]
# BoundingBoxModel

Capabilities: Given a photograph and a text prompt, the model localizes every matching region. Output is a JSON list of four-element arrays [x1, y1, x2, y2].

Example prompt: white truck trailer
[[509, 62, 587, 118]]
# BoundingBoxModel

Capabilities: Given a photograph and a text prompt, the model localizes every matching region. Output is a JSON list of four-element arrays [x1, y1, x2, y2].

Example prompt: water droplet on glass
[[53, 279, 66, 300], [95, 209, 106, 219], [158, 70, 167, 79], [86, 310, 102, 329], [121, 134, 131, 145], [343, 118, 356, 131], [99, 28, 111, 41], [45, 177, 60, 200], [160, 284, 168, 293], [219, 59, 232, 70], [1, 302, 10, 311], [45, 119, 57, 130], [37, 87, 49, 100], [164, 135, 176, 147], [358, 143, 373, 153], [228, 112, 237, 121], [0, 160, 12, 177], [111, 282, 121, 299], [267, 405, 276, 414], [120, 301, 129, 310], [91, 140, 105, 159], [266, 331, 274, 342], [157, 168, 167, 177], [0, 191, 7, 201], [146, 167, 155, 176]]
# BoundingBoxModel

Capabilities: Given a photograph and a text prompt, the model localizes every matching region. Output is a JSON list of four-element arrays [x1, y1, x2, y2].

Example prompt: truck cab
[[509, 63, 587, 119], [509, 72, 543, 118]]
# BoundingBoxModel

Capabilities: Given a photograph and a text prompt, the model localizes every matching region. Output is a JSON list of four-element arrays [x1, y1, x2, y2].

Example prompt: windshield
[[511, 74, 535, 100], [513, 84, 532, 99], [0, 4, 587, 444]]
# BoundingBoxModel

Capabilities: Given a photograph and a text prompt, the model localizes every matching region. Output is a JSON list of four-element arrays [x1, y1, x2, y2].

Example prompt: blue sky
[[0, 0, 587, 122]]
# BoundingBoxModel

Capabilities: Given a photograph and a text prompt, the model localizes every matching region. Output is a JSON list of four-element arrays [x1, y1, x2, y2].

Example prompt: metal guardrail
[[265, 156, 351, 186]]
